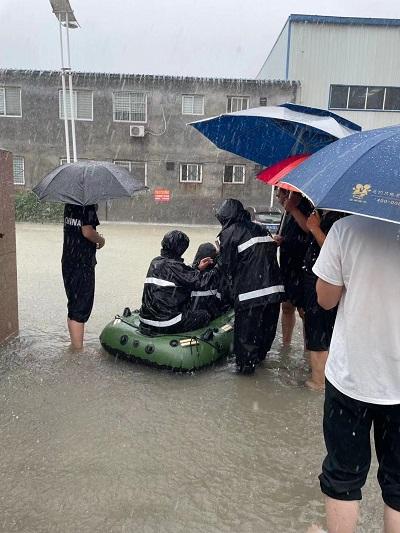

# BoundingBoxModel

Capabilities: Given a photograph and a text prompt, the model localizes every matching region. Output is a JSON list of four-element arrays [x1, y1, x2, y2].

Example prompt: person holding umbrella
[[33, 160, 147, 349], [62, 203, 105, 350], [279, 125, 400, 532]]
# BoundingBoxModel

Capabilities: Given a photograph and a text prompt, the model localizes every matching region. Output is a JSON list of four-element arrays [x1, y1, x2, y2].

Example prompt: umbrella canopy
[[280, 125, 400, 224], [33, 161, 147, 206], [256, 154, 309, 191], [190, 103, 361, 167]]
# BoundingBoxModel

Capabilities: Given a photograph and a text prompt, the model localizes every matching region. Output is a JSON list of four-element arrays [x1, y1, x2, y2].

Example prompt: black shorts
[[62, 262, 95, 323], [320, 380, 400, 512], [303, 272, 336, 351]]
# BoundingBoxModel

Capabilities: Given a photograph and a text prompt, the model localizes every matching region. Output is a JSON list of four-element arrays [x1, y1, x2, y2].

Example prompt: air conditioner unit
[[130, 125, 145, 137]]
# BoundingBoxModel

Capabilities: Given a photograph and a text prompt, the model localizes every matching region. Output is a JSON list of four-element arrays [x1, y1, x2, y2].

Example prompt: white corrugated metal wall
[[288, 22, 400, 129], [257, 21, 289, 80]]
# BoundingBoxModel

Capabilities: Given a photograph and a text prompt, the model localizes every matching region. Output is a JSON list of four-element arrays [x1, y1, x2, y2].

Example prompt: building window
[[223, 164, 245, 184], [113, 92, 147, 122], [13, 156, 25, 185], [0, 86, 22, 117], [59, 90, 93, 120], [182, 95, 204, 115], [329, 85, 400, 111], [259, 97, 268, 106], [227, 96, 249, 113], [114, 160, 147, 186], [60, 157, 88, 165], [180, 164, 202, 183]]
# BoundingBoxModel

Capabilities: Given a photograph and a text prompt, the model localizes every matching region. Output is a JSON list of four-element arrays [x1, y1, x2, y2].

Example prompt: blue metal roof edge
[[289, 14, 400, 27]]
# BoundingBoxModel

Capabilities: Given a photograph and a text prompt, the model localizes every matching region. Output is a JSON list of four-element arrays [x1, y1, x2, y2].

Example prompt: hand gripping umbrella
[[33, 161, 148, 206], [280, 125, 400, 224]]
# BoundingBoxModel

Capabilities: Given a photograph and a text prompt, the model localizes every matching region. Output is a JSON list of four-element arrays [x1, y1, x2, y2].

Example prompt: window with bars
[[59, 90, 93, 120], [180, 164, 202, 183], [329, 85, 400, 111], [0, 86, 22, 117], [13, 156, 25, 185], [114, 160, 147, 186], [259, 97, 268, 106], [227, 96, 249, 113], [113, 92, 147, 122], [223, 164, 245, 184], [182, 95, 204, 115]]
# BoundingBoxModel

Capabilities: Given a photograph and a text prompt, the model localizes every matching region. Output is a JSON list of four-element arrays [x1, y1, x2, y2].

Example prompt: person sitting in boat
[[139, 230, 217, 334], [191, 242, 224, 319]]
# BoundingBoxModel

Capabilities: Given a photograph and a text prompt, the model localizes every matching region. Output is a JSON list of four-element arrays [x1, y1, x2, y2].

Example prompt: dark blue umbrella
[[189, 103, 361, 167], [281, 125, 400, 224]]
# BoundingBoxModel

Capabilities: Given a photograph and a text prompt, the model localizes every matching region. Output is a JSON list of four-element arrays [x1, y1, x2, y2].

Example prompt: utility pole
[[49, 0, 79, 163]]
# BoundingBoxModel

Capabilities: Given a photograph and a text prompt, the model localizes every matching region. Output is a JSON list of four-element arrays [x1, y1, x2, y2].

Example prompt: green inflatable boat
[[100, 309, 235, 371]]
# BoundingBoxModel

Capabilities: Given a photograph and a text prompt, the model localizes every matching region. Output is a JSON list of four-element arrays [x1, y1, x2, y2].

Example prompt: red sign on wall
[[153, 188, 171, 203]]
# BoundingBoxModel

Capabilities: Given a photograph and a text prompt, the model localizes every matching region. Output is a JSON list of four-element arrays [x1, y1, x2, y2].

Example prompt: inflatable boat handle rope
[[115, 315, 222, 353]]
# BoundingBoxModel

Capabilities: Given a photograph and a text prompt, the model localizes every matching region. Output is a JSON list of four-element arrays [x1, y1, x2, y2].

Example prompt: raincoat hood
[[216, 199, 249, 229], [161, 230, 190, 258], [192, 242, 217, 268]]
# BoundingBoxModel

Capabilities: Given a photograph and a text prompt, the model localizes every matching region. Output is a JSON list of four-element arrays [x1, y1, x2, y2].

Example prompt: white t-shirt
[[313, 215, 400, 405]]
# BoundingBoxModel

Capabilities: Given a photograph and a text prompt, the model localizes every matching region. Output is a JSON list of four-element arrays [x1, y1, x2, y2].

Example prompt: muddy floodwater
[[0, 223, 381, 532]]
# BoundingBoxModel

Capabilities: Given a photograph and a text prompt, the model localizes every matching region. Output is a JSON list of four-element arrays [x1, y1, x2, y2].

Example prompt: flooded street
[[0, 223, 381, 532]]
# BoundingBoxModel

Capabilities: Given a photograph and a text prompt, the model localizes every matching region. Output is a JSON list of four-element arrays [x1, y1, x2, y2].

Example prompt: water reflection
[[0, 223, 380, 532]]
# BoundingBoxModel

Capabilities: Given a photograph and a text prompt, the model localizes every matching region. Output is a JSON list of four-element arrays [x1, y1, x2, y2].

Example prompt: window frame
[[179, 163, 203, 184], [329, 84, 400, 112], [226, 96, 250, 113], [13, 155, 25, 185], [112, 91, 148, 123], [0, 86, 22, 118], [181, 94, 205, 116], [223, 164, 246, 184], [58, 89, 93, 121], [113, 159, 148, 187]]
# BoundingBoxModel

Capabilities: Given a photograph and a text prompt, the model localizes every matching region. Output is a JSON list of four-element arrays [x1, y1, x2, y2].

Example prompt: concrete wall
[[0, 149, 19, 343], [0, 70, 298, 223]]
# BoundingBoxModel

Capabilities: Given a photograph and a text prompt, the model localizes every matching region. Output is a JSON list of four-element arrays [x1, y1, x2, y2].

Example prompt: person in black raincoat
[[139, 231, 217, 334], [216, 199, 285, 373], [191, 242, 225, 319]]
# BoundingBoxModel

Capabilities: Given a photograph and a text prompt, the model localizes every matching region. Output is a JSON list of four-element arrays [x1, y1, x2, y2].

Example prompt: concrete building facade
[[257, 14, 400, 130], [0, 69, 297, 223]]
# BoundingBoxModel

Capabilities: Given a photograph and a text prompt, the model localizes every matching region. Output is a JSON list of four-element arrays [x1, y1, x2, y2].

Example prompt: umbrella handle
[[277, 191, 292, 236]]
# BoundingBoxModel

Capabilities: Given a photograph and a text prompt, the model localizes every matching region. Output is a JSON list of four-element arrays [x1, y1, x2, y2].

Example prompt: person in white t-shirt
[[311, 215, 400, 533]]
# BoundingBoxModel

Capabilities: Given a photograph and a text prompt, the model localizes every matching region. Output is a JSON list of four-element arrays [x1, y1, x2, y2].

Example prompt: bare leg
[[67, 318, 84, 350], [306, 350, 328, 390], [281, 301, 296, 346], [384, 504, 400, 533], [326, 497, 359, 533]]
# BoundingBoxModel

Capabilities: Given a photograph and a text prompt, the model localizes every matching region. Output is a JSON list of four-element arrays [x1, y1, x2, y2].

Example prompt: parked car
[[246, 206, 282, 234]]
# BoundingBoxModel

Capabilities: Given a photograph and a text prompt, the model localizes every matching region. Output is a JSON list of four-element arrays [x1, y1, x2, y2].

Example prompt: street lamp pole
[[49, 1, 79, 163]]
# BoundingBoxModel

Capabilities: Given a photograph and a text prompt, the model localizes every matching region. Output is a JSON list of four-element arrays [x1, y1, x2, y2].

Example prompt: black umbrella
[[32, 161, 148, 206]]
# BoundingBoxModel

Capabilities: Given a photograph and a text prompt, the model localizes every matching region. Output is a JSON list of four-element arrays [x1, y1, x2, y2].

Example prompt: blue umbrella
[[281, 125, 400, 224], [189, 103, 361, 167]]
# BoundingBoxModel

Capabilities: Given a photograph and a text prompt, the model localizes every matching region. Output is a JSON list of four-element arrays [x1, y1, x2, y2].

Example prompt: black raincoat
[[216, 199, 284, 370], [191, 243, 223, 319], [139, 231, 217, 331], [216, 199, 284, 309]]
